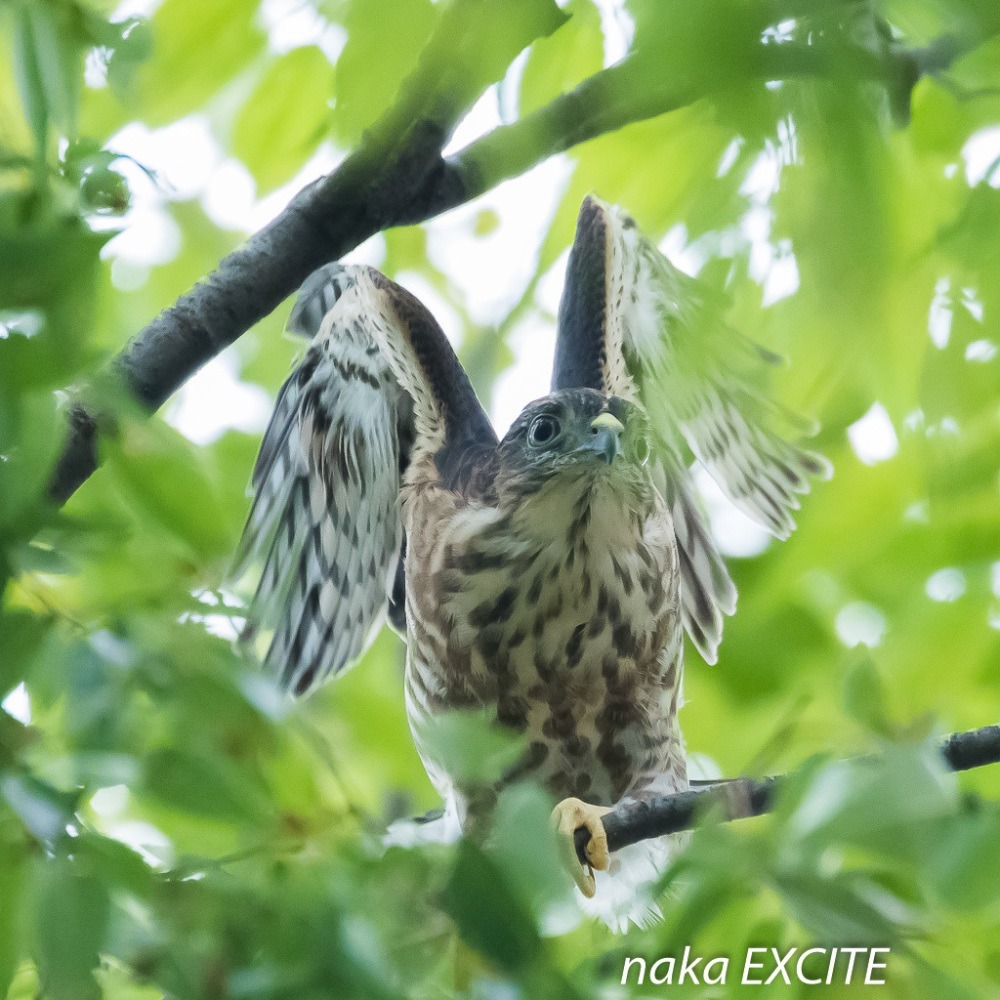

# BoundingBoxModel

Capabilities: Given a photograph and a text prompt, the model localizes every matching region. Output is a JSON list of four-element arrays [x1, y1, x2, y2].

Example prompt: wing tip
[[687, 619, 721, 665], [803, 449, 834, 482], [287, 262, 359, 340]]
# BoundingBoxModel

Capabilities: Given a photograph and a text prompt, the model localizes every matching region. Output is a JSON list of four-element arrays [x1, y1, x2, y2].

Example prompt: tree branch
[[48, 20, 997, 504], [48, 124, 459, 504], [574, 724, 1000, 863]]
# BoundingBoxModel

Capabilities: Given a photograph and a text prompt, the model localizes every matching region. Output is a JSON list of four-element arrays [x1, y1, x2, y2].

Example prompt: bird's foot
[[551, 797, 612, 898]]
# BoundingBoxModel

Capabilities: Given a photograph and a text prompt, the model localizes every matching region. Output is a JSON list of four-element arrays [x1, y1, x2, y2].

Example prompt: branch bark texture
[[574, 724, 1000, 863]]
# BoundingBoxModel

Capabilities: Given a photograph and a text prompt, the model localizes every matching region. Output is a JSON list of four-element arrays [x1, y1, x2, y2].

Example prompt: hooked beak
[[578, 411, 624, 465]]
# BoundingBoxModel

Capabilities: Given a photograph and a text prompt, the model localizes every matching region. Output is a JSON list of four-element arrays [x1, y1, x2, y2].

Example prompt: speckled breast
[[401, 472, 686, 815]]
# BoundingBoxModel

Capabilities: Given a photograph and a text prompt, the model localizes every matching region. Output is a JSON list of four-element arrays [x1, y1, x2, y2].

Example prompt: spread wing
[[234, 263, 495, 695], [552, 196, 830, 663]]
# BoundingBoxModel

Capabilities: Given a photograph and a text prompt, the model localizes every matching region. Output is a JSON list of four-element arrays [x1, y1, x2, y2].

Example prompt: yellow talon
[[551, 797, 612, 898]]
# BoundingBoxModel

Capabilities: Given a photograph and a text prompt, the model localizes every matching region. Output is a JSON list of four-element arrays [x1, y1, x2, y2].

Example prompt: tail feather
[[579, 834, 687, 933]]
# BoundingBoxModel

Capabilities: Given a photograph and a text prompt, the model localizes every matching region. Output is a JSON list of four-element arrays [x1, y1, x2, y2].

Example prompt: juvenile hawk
[[235, 197, 828, 929]]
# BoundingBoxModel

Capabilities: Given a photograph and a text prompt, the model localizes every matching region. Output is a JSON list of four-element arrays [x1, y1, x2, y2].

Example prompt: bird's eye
[[634, 435, 651, 466], [528, 415, 560, 447]]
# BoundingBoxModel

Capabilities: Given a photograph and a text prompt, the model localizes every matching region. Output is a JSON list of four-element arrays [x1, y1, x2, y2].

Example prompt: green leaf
[[488, 783, 569, 919], [233, 47, 332, 193], [0, 822, 29, 1000], [443, 840, 540, 973], [135, 0, 266, 125], [0, 390, 62, 538], [11, 4, 48, 148], [0, 611, 53, 696], [911, 78, 968, 156], [0, 219, 107, 385], [142, 747, 270, 823], [926, 806, 1000, 910], [331, 0, 437, 145], [104, 420, 240, 560], [31, 855, 110, 1000], [0, 714, 35, 770], [775, 871, 902, 942], [24, 1, 83, 135], [516, 0, 603, 117], [11, 541, 75, 576], [628, 0, 766, 83], [783, 744, 958, 851], [842, 654, 895, 737], [0, 773, 77, 844], [472, 208, 500, 236], [419, 710, 527, 788], [77, 833, 154, 899], [356, 0, 566, 153], [103, 16, 154, 101]]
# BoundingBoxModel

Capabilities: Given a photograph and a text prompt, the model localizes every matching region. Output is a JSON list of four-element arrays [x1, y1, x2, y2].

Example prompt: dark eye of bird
[[527, 415, 560, 447]]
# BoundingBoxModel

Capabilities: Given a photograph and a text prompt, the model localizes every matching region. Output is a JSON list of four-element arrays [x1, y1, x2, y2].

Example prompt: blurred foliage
[[2, 0, 1000, 998]]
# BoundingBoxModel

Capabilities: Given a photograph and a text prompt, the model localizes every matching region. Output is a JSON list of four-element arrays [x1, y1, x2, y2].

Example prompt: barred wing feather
[[619, 234, 830, 541], [553, 196, 830, 663], [234, 265, 409, 695]]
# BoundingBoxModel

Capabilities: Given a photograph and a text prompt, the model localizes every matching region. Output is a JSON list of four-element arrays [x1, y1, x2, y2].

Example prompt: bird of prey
[[234, 196, 828, 930]]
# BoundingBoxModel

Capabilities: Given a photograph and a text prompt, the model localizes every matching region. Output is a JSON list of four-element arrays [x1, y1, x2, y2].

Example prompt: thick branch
[[442, 39, 893, 206], [575, 724, 1000, 863], [49, 129, 459, 503], [49, 23, 997, 504]]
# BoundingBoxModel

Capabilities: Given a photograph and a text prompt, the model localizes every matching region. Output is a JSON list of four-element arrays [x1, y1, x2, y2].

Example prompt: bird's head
[[495, 388, 652, 497]]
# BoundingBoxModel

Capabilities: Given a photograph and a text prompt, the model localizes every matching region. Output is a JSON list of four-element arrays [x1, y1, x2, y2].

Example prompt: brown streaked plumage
[[235, 196, 830, 930]]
